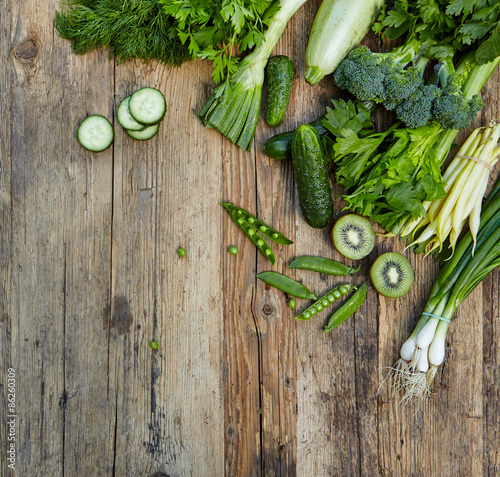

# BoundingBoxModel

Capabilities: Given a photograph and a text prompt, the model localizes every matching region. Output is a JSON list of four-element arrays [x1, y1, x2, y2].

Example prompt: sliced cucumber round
[[117, 96, 146, 131], [77, 115, 114, 152], [128, 87, 166, 125], [125, 123, 159, 141]]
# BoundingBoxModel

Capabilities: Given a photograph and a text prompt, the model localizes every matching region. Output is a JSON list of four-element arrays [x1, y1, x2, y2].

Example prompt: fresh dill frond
[[55, 0, 191, 66]]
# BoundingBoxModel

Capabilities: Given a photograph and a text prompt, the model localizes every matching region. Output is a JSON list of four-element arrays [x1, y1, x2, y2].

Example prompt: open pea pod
[[296, 284, 357, 321], [221, 202, 293, 245], [226, 211, 276, 265]]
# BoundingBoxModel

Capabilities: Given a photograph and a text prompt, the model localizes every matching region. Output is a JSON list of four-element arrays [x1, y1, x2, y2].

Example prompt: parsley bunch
[[55, 0, 277, 82], [160, 0, 278, 83]]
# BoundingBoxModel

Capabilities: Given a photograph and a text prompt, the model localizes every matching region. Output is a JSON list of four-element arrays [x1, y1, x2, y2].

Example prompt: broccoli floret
[[395, 84, 442, 129], [334, 46, 387, 102], [334, 41, 425, 106], [384, 65, 422, 104], [433, 93, 483, 130]]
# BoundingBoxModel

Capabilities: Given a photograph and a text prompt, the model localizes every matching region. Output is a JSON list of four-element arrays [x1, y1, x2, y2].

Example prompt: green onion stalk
[[198, 0, 310, 151], [391, 177, 500, 403]]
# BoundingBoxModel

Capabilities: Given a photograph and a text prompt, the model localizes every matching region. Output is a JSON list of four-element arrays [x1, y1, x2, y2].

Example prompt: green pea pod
[[323, 282, 367, 334], [288, 256, 360, 276], [256, 271, 317, 300], [221, 202, 293, 245], [228, 214, 276, 265], [296, 283, 356, 321]]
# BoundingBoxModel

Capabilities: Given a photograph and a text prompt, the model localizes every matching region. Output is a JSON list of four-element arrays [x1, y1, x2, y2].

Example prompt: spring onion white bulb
[[428, 320, 449, 367], [400, 336, 416, 361]]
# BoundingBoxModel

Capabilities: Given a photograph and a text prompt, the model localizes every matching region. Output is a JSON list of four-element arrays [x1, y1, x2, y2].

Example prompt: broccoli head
[[433, 93, 483, 130], [396, 84, 442, 129], [334, 45, 424, 106], [334, 47, 387, 102]]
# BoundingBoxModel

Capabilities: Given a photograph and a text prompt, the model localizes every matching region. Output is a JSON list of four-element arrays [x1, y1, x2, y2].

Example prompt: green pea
[[288, 299, 296, 309], [248, 228, 256, 236], [228, 246, 239, 255], [237, 218, 244, 225], [259, 225, 267, 232], [248, 217, 255, 224], [150, 340, 159, 350], [333, 290, 341, 299], [177, 247, 187, 257]]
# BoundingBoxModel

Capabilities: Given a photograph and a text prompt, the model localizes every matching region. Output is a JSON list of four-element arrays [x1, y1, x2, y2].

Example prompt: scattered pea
[[150, 340, 159, 350], [177, 247, 187, 257], [288, 299, 296, 309], [228, 246, 239, 255]]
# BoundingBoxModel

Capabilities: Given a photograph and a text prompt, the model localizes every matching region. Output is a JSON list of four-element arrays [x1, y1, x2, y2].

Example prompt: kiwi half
[[331, 214, 375, 260], [370, 252, 414, 298]]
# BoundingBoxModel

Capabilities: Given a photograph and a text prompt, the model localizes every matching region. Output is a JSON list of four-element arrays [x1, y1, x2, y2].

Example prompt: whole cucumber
[[291, 125, 334, 228], [265, 56, 294, 127], [264, 117, 328, 160]]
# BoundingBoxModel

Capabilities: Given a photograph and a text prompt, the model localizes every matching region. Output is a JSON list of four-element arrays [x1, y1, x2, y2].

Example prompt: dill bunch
[[55, 0, 191, 66]]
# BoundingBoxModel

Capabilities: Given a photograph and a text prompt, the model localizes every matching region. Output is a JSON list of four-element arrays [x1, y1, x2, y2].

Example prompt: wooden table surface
[[1, 1, 500, 476]]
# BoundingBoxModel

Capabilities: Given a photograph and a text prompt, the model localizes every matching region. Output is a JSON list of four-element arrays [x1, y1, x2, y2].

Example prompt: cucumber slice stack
[[77, 87, 166, 152], [118, 87, 166, 141]]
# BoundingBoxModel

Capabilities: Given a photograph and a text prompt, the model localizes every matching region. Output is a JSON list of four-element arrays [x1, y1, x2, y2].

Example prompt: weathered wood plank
[[110, 59, 224, 476], [4, 0, 116, 475], [0, 0, 13, 475]]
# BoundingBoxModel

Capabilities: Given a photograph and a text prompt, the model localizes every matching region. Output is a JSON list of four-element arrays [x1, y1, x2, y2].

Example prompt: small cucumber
[[265, 56, 294, 127], [264, 117, 328, 160], [291, 125, 333, 229]]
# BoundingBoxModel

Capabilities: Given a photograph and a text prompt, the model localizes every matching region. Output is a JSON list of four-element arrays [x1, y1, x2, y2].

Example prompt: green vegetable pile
[[329, 0, 500, 235], [55, 0, 277, 83]]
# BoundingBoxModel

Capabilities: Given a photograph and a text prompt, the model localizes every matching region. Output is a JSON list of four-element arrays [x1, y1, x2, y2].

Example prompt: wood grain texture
[[1, 0, 500, 476]]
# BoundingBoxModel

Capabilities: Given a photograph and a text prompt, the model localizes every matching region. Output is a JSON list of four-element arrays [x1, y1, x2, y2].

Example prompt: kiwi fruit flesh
[[370, 252, 414, 298], [331, 214, 375, 260]]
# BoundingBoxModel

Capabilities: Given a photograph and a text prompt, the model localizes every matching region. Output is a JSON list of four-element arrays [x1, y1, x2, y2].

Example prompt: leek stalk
[[199, 0, 309, 151]]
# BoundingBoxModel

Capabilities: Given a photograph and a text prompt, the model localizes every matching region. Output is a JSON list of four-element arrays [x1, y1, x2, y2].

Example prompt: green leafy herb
[[55, 0, 277, 82], [55, 0, 190, 66]]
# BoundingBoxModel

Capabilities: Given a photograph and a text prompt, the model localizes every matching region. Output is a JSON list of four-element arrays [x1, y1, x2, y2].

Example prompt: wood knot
[[262, 304, 274, 316], [14, 39, 38, 60]]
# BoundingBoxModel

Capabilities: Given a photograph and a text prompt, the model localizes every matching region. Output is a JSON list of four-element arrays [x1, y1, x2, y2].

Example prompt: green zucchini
[[265, 56, 294, 127], [264, 117, 328, 160], [291, 125, 333, 228]]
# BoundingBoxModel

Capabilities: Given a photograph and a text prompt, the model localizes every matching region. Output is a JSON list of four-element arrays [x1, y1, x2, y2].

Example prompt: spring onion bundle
[[400, 123, 500, 257], [199, 0, 309, 151], [392, 177, 500, 403]]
